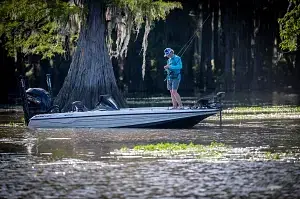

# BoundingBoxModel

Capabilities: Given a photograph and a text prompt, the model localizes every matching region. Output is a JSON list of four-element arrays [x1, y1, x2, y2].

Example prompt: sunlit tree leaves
[[0, 0, 80, 59], [278, 0, 300, 51]]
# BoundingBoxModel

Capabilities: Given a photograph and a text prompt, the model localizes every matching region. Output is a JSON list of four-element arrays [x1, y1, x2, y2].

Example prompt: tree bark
[[295, 36, 300, 90], [212, 0, 220, 83], [55, 0, 125, 111], [251, 10, 261, 91], [205, 0, 214, 92], [193, 2, 203, 91], [216, 0, 225, 91], [234, 1, 246, 92], [224, 7, 233, 92]]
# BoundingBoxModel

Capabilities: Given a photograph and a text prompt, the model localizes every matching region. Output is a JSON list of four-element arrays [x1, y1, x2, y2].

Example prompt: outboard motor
[[94, 95, 120, 111], [26, 88, 52, 116], [19, 76, 60, 125], [192, 92, 225, 126]]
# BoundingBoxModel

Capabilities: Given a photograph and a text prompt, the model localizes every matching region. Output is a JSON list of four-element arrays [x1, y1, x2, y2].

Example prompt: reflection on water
[[0, 119, 300, 198]]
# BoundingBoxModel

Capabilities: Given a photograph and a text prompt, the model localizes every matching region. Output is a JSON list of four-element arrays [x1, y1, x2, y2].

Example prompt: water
[[0, 115, 300, 198]]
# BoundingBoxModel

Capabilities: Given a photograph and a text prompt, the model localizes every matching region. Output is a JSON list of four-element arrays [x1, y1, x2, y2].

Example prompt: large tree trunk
[[55, 1, 125, 111]]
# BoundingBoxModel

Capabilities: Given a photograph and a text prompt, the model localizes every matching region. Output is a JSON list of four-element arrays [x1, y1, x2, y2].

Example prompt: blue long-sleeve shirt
[[166, 55, 182, 80]]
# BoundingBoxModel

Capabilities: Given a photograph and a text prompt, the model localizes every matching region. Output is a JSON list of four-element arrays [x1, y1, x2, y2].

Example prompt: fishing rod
[[164, 14, 211, 79], [163, 14, 211, 82], [176, 14, 211, 58]]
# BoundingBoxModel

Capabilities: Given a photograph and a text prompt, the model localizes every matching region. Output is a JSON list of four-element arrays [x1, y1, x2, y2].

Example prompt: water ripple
[[0, 119, 299, 198]]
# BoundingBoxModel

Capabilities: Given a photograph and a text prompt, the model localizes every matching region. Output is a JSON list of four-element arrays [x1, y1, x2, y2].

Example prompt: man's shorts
[[167, 78, 181, 90]]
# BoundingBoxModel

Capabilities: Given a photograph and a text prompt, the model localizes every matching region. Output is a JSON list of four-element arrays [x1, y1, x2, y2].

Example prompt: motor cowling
[[26, 88, 52, 116]]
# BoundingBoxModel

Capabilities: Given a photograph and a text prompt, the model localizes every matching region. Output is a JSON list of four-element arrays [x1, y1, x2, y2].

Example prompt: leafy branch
[[278, 0, 300, 51]]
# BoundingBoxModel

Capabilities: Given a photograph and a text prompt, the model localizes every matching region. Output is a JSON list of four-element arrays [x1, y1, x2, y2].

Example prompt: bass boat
[[19, 77, 224, 129]]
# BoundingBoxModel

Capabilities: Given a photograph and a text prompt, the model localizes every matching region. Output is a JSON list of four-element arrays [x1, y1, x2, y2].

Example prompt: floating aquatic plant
[[265, 152, 281, 160], [112, 142, 230, 159], [1, 121, 22, 127], [225, 106, 300, 114], [111, 142, 300, 162]]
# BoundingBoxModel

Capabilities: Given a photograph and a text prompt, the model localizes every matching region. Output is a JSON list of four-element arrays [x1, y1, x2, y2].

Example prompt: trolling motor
[[193, 92, 225, 108], [192, 92, 225, 126]]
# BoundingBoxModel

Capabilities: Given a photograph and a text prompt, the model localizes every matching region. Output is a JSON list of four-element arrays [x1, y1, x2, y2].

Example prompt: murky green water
[[0, 113, 300, 198]]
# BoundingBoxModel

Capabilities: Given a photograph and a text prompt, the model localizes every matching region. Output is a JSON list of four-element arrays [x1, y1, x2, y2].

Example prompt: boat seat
[[71, 101, 88, 112]]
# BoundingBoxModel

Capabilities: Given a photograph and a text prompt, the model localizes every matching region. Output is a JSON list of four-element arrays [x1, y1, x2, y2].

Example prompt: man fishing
[[163, 47, 183, 109]]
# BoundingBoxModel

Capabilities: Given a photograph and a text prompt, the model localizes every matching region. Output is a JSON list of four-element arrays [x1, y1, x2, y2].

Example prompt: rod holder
[[46, 74, 53, 104], [19, 76, 30, 125]]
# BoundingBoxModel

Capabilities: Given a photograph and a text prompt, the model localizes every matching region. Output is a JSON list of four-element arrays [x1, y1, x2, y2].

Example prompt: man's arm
[[169, 56, 182, 70]]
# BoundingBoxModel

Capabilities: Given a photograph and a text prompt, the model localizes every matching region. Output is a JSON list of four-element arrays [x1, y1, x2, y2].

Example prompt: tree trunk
[[295, 36, 300, 90], [216, 0, 225, 91], [235, 22, 242, 91], [251, 12, 261, 91], [199, 2, 209, 92], [234, 2, 248, 92], [224, 8, 233, 92], [55, 0, 125, 111], [193, 2, 203, 91], [212, 0, 220, 84], [205, 0, 214, 92]]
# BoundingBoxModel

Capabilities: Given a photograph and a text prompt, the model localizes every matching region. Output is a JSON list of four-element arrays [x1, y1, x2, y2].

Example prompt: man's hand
[[164, 65, 170, 69]]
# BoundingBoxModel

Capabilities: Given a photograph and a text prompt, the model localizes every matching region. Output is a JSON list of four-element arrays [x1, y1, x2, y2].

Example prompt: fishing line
[[177, 14, 211, 57]]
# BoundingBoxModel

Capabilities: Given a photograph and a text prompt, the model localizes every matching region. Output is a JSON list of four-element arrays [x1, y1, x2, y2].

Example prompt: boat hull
[[28, 107, 219, 129]]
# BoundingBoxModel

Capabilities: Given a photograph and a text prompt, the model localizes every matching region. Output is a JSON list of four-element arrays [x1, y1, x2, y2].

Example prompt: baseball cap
[[164, 48, 174, 57]]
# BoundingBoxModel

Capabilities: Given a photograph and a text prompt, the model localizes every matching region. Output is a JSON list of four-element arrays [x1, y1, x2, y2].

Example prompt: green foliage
[[133, 142, 227, 152], [115, 142, 230, 159], [113, 0, 182, 25], [0, 0, 80, 59], [228, 106, 300, 113], [111, 0, 182, 79], [278, 0, 300, 51], [0, 0, 180, 63], [120, 146, 129, 151], [133, 142, 190, 151], [265, 152, 280, 160]]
